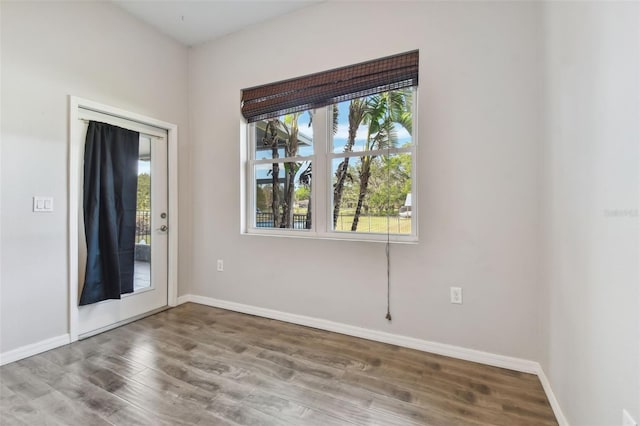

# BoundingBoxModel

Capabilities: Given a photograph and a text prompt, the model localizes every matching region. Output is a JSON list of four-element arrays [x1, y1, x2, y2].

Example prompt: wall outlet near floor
[[623, 409, 637, 426], [450, 287, 463, 304], [216, 259, 224, 272]]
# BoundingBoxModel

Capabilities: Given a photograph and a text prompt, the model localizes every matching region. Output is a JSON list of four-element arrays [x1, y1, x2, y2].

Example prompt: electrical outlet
[[216, 259, 224, 272], [450, 287, 462, 304], [623, 409, 637, 426]]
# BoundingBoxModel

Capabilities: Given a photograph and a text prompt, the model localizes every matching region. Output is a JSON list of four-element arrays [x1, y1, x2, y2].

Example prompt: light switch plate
[[33, 196, 54, 212]]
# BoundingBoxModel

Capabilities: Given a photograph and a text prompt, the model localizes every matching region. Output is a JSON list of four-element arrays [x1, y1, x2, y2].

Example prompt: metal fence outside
[[136, 210, 151, 244], [256, 212, 309, 229], [254, 212, 411, 233]]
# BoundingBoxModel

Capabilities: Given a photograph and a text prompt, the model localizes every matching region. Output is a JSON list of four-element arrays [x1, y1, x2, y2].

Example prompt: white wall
[[0, 1, 191, 353], [3, 2, 636, 422], [189, 1, 544, 361], [541, 2, 640, 425]]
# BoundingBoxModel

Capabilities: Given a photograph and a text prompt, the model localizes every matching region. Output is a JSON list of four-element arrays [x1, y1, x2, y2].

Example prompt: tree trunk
[[281, 122, 299, 228], [271, 164, 280, 228], [333, 158, 350, 228], [264, 121, 281, 228], [282, 163, 295, 227], [351, 156, 372, 231], [333, 101, 364, 228], [305, 196, 312, 229]]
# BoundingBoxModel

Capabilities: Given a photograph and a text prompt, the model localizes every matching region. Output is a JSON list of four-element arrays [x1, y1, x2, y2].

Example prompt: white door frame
[[68, 95, 179, 343]]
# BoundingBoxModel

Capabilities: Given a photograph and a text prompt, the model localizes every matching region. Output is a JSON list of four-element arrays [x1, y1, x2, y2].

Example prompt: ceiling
[[113, 0, 324, 47]]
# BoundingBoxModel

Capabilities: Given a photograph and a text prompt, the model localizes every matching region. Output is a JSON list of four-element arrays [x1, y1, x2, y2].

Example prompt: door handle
[[158, 225, 168, 232]]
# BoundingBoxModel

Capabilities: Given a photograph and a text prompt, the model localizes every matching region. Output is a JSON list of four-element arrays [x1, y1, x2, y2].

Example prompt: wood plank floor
[[0, 303, 557, 425]]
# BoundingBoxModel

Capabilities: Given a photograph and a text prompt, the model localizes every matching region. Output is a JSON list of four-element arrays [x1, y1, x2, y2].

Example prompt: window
[[243, 51, 418, 242], [250, 113, 314, 230]]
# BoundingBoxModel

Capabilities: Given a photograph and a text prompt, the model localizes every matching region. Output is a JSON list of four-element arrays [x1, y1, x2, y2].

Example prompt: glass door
[[78, 125, 168, 337]]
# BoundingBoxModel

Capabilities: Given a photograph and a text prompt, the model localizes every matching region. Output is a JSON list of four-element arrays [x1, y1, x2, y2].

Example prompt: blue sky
[[332, 99, 411, 153], [255, 97, 412, 178], [293, 99, 412, 157], [138, 160, 150, 175]]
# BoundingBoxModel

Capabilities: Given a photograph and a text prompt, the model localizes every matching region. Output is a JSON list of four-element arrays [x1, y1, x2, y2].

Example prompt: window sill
[[242, 228, 418, 244]]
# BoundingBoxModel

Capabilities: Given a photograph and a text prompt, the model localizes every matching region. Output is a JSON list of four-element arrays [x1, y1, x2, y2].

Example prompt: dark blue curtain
[[80, 121, 140, 306]]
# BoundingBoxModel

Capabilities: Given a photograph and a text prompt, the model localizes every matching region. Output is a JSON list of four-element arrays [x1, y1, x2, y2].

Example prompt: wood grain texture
[[0, 303, 557, 425]]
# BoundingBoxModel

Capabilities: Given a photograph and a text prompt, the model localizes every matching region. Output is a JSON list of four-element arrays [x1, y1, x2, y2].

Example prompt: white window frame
[[243, 90, 418, 243]]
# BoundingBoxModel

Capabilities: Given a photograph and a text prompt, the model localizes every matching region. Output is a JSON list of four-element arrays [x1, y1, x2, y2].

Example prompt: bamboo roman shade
[[241, 50, 419, 123]]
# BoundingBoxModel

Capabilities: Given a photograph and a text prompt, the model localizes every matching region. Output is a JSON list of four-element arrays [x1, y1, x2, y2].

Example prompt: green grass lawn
[[281, 208, 412, 234], [334, 214, 412, 234]]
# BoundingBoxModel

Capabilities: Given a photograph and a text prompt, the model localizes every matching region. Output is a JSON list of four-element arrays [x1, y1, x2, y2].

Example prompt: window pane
[[254, 112, 314, 160], [332, 88, 414, 153], [331, 153, 411, 235], [254, 161, 312, 230]]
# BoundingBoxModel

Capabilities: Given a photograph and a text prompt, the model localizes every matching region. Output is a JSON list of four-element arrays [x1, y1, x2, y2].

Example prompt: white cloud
[[333, 123, 412, 147], [334, 123, 366, 140]]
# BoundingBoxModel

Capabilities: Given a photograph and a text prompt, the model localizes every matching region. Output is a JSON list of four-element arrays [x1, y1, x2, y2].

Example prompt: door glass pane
[[135, 136, 151, 291]]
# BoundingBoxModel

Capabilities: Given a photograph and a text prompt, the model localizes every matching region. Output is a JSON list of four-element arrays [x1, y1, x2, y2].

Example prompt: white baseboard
[[0, 296, 564, 424], [536, 366, 570, 426], [0, 334, 70, 366], [179, 294, 539, 374], [176, 294, 191, 305], [179, 294, 568, 424]]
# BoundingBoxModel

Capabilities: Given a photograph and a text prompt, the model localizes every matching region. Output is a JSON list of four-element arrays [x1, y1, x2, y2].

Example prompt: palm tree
[[351, 90, 412, 231], [298, 163, 312, 229], [333, 99, 367, 228], [281, 113, 301, 228], [263, 112, 310, 228], [262, 119, 282, 228]]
